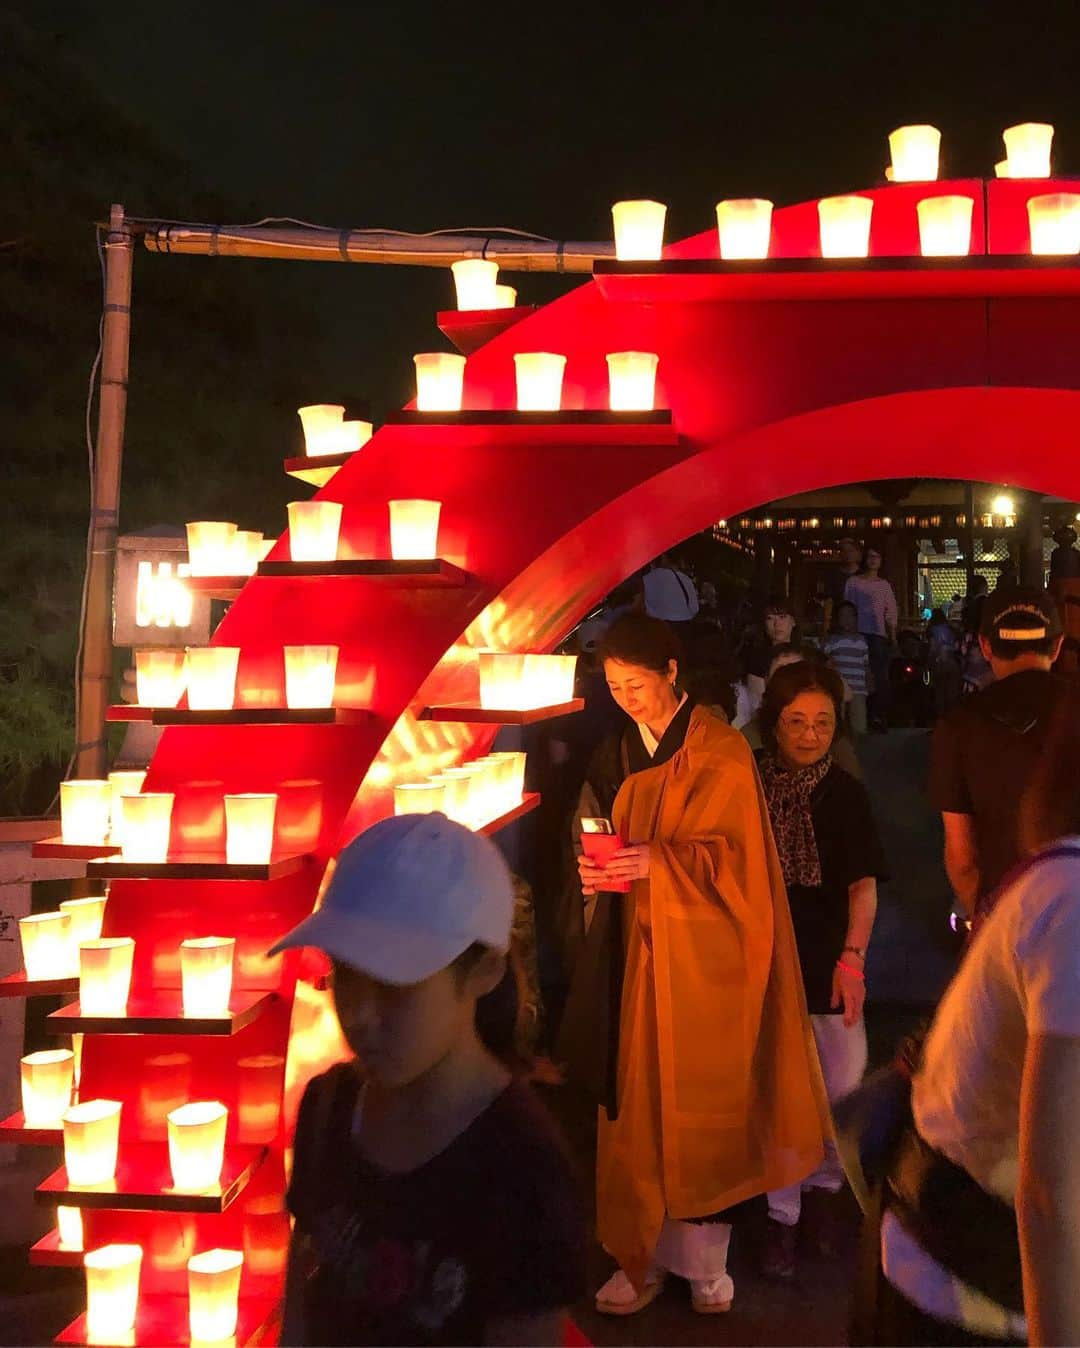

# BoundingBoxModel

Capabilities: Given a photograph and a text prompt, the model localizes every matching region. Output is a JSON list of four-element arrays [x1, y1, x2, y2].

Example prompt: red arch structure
[[22, 173, 1080, 1342]]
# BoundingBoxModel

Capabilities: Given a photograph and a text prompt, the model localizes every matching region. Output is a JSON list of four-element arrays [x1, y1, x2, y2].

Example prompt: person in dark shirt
[[274, 815, 586, 1347], [929, 586, 1069, 928]]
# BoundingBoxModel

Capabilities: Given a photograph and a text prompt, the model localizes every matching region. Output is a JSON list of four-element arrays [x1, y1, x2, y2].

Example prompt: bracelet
[[836, 959, 866, 981]]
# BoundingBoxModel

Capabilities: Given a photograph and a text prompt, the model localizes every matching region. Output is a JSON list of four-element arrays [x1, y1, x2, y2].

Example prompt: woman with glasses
[[755, 661, 887, 1279]]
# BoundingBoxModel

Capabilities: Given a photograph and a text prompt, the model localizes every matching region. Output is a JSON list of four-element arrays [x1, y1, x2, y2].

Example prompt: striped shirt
[[824, 634, 870, 695]]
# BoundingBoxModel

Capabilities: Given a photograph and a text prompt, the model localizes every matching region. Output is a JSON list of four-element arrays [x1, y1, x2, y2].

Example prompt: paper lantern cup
[[287, 500, 343, 563], [185, 646, 240, 711], [612, 199, 666, 261], [606, 351, 659, 412], [1027, 193, 1080, 256], [414, 352, 466, 412], [451, 258, 499, 311], [715, 198, 773, 259], [63, 1099, 122, 1185], [818, 195, 874, 259], [180, 938, 235, 1018], [490, 750, 527, 801], [167, 1102, 228, 1191], [108, 771, 146, 839], [57, 1205, 83, 1251], [283, 645, 339, 709], [119, 793, 174, 863], [79, 938, 135, 1017], [19, 911, 71, 981], [1003, 122, 1053, 178], [60, 896, 108, 966], [478, 651, 526, 709], [231, 530, 264, 577], [85, 1244, 143, 1339], [434, 767, 482, 827], [514, 352, 566, 412], [60, 779, 111, 847], [917, 195, 974, 257], [388, 499, 441, 560], [186, 521, 238, 578], [394, 781, 448, 816], [188, 1248, 243, 1342], [297, 404, 345, 457], [21, 1049, 75, 1128], [135, 648, 186, 708], [887, 125, 941, 182], [522, 653, 577, 706], [225, 794, 277, 865], [493, 283, 517, 309]]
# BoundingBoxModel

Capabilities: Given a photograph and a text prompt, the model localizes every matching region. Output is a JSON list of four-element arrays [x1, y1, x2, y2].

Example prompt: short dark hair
[[759, 661, 845, 751], [597, 612, 682, 674], [1022, 688, 1080, 851], [835, 599, 856, 616], [764, 594, 795, 617]]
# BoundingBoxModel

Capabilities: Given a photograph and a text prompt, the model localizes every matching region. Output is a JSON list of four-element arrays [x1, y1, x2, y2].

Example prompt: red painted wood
[[29, 1228, 82, 1267], [0, 971, 78, 998], [31, 838, 121, 860], [38, 1144, 266, 1213], [478, 792, 541, 836], [421, 698, 584, 723], [55, 1296, 277, 1347], [47, 990, 278, 1037], [438, 304, 538, 354], [0, 1111, 63, 1145]]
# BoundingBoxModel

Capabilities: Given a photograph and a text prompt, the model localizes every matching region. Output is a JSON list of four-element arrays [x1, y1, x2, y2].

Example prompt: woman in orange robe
[[574, 613, 829, 1315]]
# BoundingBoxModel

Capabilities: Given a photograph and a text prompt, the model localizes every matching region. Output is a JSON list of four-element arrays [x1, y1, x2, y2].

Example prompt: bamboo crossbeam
[[142, 224, 612, 272]]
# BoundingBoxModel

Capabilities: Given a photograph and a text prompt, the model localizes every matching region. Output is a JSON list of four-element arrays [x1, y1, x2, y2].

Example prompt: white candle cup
[[60, 779, 111, 847], [231, 530, 264, 577], [818, 195, 874, 259], [79, 938, 135, 1016], [514, 352, 566, 412], [612, 199, 667, 261], [60, 897, 108, 970], [135, 647, 186, 708], [606, 351, 659, 412], [180, 937, 235, 1018], [167, 1101, 228, 1191], [225, 794, 277, 866], [119, 792, 174, 863], [1027, 192, 1080, 256], [478, 651, 526, 709], [490, 750, 527, 802], [20, 1049, 75, 1127], [185, 646, 240, 711], [85, 1243, 143, 1339], [715, 198, 774, 259], [19, 911, 71, 981], [413, 352, 466, 412], [1003, 122, 1053, 178], [283, 645, 339, 709], [63, 1099, 122, 1185], [287, 500, 343, 563], [188, 1247, 244, 1342], [434, 767, 482, 827], [451, 258, 499, 311], [334, 420, 373, 455], [394, 781, 449, 816], [917, 195, 974, 257], [522, 653, 577, 706], [493, 283, 517, 309], [887, 125, 941, 182], [186, 521, 238, 577], [297, 404, 345, 457], [57, 1205, 83, 1251], [108, 771, 146, 839], [388, 500, 441, 560]]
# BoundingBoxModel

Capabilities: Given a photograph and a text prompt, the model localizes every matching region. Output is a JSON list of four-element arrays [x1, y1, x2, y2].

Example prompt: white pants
[[654, 1217, 733, 1299], [767, 1013, 868, 1226]]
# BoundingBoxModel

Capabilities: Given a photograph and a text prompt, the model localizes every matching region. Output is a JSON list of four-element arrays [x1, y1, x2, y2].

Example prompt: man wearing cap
[[929, 586, 1068, 927]]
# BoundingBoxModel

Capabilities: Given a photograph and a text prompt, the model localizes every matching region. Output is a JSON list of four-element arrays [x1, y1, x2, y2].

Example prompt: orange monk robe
[[596, 705, 830, 1290]]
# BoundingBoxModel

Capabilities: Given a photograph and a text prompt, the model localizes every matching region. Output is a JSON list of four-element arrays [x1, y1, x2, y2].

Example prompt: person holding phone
[[558, 612, 829, 1318]]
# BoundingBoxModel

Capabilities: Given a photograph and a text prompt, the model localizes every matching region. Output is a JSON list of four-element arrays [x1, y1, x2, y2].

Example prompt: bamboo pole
[[142, 223, 612, 271], [76, 204, 133, 778]]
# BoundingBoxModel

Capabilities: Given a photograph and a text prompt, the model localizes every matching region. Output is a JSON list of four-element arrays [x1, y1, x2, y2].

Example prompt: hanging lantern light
[[118, 792, 174, 863], [297, 404, 345, 457], [451, 259, 499, 311], [63, 1098, 122, 1185], [225, 794, 277, 865], [57, 1205, 83, 1251], [493, 283, 518, 309], [79, 938, 135, 1016], [60, 779, 111, 847], [108, 771, 146, 839], [19, 911, 71, 981], [394, 781, 449, 816], [180, 937, 235, 1018], [185, 646, 240, 711], [414, 352, 466, 412], [611, 200, 667, 261], [715, 198, 774, 259], [514, 353, 566, 412], [1002, 122, 1053, 178], [287, 500, 343, 563], [887, 125, 941, 182], [606, 352, 659, 411], [478, 651, 526, 709], [135, 647, 187, 708], [818, 195, 874, 258], [20, 1049, 75, 1128], [917, 195, 974, 257], [186, 522, 238, 577], [60, 896, 108, 966], [388, 500, 442, 560], [283, 645, 339, 709], [522, 653, 577, 705], [167, 1101, 228, 1191], [230, 530, 265, 577], [188, 1248, 244, 1342], [1027, 193, 1080, 255], [84, 1244, 143, 1339]]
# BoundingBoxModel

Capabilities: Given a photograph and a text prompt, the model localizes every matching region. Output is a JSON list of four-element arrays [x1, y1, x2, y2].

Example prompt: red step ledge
[[383, 408, 678, 446], [184, 574, 249, 600], [0, 1111, 62, 1146], [421, 698, 584, 724], [479, 793, 540, 835], [29, 1228, 81, 1268], [0, 971, 78, 999], [437, 303, 538, 354], [38, 1143, 266, 1214], [31, 837, 122, 861], [47, 989, 278, 1037], [85, 852, 313, 882], [108, 704, 374, 726], [55, 1294, 278, 1346], [258, 558, 470, 586], [283, 450, 357, 486]]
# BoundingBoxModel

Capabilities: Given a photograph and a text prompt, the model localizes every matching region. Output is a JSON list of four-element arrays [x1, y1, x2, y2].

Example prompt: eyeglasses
[[778, 715, 836, 739]]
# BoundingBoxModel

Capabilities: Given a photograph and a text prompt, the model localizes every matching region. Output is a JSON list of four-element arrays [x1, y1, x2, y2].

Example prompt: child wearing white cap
[[275, 813, 585, 1346]]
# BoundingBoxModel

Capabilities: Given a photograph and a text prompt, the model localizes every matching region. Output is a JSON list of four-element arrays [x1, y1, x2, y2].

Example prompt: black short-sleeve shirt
[[287, 1064, 586, 1346], [785, 765, 888, 1014]]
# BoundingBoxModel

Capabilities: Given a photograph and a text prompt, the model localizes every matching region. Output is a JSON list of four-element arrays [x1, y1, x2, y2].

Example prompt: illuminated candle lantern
[[79, 938, 135, 1016], [60, 896, 108, 960], [188, 1248, 243, 1342], [336, 420, 373, 454], [1003, 122, 1053, 178], [297, 404, 345, 457], [19, 911, 71, 981], [917, 195, 974, 257], [414, 352, 466, 412], [394, 781, 449, 816], [429, 772, 470, 826], [606, 351, 659, 412], [119, 792, 174, 863], [173, 564, 195, 627], [451, 258, 499, 311], [287, 500, 343, 562], [611, 199, 667, 260], [180, 937, 235, 1017], [522, 653, 577, 706], [490, 750, 527, 801], [186, 521, 238, 577], [514, 352, 566, 412], [818, 195, 874, 258], [63, 1099, 122, 1185], [388, 499, 442, 560], [1027, 193, 1080, 255], [236, 1054, 284, 1143], [715, 198, 774, 259], [108, 770, 146, 839], [887, 125, 941, 182], [994, 159, 1013, 179], [84, 1244, 143, 1339], [167, 1101, 228, 1190], [231, 529, 265, 577], [185, 646, 240, 710], [225, 793, 277, 865], [60, 779, 111, 847], [20, 1049, 75, 1127], [135, 647, 186, 708], [57, 1205, 83, 1251], [493, 283, 518, 309], [283, 645, 339, 709], [259, 537, 278, 561], [478, 651, 526, 709]]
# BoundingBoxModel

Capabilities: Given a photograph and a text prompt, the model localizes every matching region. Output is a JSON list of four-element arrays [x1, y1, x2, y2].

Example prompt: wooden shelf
[[86, 852, 312, 882], [184, 575, 248, 600], [31, 837, 121, 861], [108, 704, 374, 726], [421, 698, 584, 724], [437, 303, 537, 354], [55, 1294, 277, 1346], [283, 450, 357, 486], [47, 989, 278, 1037], [258, 558, 469, 587], [478, 792, 540, 835], [0, 971, 78, 999], [105, 704, 154, 723], [29, 1228, 81, 1268], [384, 408, 678, 446], [0, 1112, 62, 1146], [38, 1143, 266, 1214]]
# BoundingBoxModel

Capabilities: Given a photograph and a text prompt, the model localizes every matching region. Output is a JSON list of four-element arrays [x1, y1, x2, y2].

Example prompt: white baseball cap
[[269, 813, 513, 985]]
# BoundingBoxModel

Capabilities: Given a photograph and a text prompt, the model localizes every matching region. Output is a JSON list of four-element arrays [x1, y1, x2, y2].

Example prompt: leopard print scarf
[[758, 752, 832, 888]]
